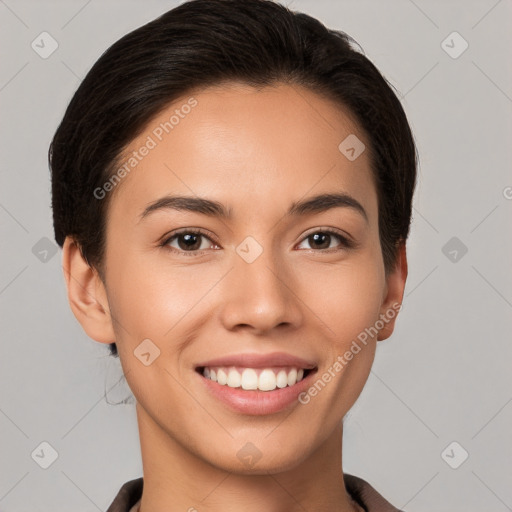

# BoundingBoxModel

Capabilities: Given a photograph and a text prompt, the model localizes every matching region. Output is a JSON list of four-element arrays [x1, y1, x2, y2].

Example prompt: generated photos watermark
[[298, 301, 402, 405], [93, 97, 198, 200]]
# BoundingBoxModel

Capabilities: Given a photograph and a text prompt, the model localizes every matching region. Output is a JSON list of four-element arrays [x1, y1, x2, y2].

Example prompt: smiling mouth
[[196, 366, 317, 392]]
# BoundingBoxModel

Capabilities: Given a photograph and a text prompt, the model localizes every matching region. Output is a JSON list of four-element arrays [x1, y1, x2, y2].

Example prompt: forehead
[[108, 82, 377, 223]]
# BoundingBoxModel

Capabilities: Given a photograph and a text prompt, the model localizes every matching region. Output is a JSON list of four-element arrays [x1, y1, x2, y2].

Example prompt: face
[[85, 82, 405, 473]]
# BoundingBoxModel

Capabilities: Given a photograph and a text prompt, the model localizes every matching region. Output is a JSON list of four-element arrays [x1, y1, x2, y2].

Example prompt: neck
[[135, 402, 362, 512]]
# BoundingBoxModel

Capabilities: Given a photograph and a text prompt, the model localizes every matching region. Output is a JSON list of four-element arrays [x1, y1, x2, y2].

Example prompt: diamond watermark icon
[[441, 441, 469, 469], [338, 134, 365, 161], [236, 442, 262, 468], [134, 338, 161, 366], [441, 31, 468, 59], [236, 236, 263, 264], [32, 236, 58, 263], [31, 31, 59, 59], [31, 441, 59, 469], [442, 237, 468, 263]]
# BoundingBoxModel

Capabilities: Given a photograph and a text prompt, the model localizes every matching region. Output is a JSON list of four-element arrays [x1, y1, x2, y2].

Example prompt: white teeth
[[217, 368, 227, 385], [276, 370, 288, 388], [258, 369, 277, 391], [287, 368, 297, 386], [202, 366, 311, 391], [227, 368, 241, 388], [241, 368, 258, 390]]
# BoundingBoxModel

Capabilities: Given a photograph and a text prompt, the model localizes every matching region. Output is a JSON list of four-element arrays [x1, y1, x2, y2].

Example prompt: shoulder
[[106, 477, 143, 512], [345, 473, 405, 512]]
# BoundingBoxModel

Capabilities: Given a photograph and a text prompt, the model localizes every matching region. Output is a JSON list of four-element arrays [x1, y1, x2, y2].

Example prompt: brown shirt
[[106, 474, 404, 512]]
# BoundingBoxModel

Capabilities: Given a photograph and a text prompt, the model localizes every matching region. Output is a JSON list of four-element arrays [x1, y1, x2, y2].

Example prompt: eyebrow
[[138, 192, 368, 224]]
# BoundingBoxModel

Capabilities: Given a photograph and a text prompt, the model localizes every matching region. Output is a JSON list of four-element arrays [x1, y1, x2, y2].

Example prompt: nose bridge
[[237, 237, 283, 295], [219, 235, 301, 332]]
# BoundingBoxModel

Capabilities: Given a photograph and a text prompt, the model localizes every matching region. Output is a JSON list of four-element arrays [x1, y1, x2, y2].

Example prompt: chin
[[202, 440, 313, 476]]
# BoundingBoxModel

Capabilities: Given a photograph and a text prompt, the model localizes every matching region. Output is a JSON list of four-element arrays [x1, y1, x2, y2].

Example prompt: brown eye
[[162, 229, 219, 255], [174, 232, 203, 251], [297, 230, 353, 251], [308, 232, 332, 250]]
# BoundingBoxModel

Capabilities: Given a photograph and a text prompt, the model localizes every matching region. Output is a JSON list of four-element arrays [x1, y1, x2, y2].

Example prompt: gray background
[[1, 1, 511, 511]]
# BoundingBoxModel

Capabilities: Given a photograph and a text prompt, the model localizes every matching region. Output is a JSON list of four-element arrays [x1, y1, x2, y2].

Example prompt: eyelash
[[159, 227, 356, 257]]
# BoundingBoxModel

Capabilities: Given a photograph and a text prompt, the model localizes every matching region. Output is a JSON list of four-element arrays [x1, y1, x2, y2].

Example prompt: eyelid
[[299, 226, 355, 244], [160, 227, 219, 246], [158, 228, 220, 258], [296, 226, 356, 250]]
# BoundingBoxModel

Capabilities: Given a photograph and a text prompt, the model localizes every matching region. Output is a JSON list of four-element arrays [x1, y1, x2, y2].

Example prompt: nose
[[218, 242, 303, 334]]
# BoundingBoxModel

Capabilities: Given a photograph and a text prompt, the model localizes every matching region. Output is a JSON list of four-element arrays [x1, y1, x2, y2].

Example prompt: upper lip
[[196, 352, 317, 369]]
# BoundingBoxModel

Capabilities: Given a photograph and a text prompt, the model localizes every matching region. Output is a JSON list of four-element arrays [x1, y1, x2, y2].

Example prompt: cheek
[[298, 252, 385, 343], [105, 247, 223, 347], [298, 260, 383, 427]]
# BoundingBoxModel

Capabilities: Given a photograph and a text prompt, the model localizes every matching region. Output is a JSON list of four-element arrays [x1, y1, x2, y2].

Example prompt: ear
[[377, 242, 408, 341], [61, 236, 116, 344]]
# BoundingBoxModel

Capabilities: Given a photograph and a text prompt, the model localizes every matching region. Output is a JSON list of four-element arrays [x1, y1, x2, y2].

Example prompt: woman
[[49, 0, 417, 510]]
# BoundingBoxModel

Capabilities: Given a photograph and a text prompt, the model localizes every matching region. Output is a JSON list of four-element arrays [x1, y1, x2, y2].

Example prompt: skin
[[62, 82, 407, 512]]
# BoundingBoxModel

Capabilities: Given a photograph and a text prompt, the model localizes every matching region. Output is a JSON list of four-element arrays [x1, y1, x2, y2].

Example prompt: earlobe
[[377, 242, 408, 341], [62, 236, 116, 344]]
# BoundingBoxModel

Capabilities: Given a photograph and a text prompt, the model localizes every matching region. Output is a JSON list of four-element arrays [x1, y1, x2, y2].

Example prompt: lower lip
[[197, 370, 316, 415]]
